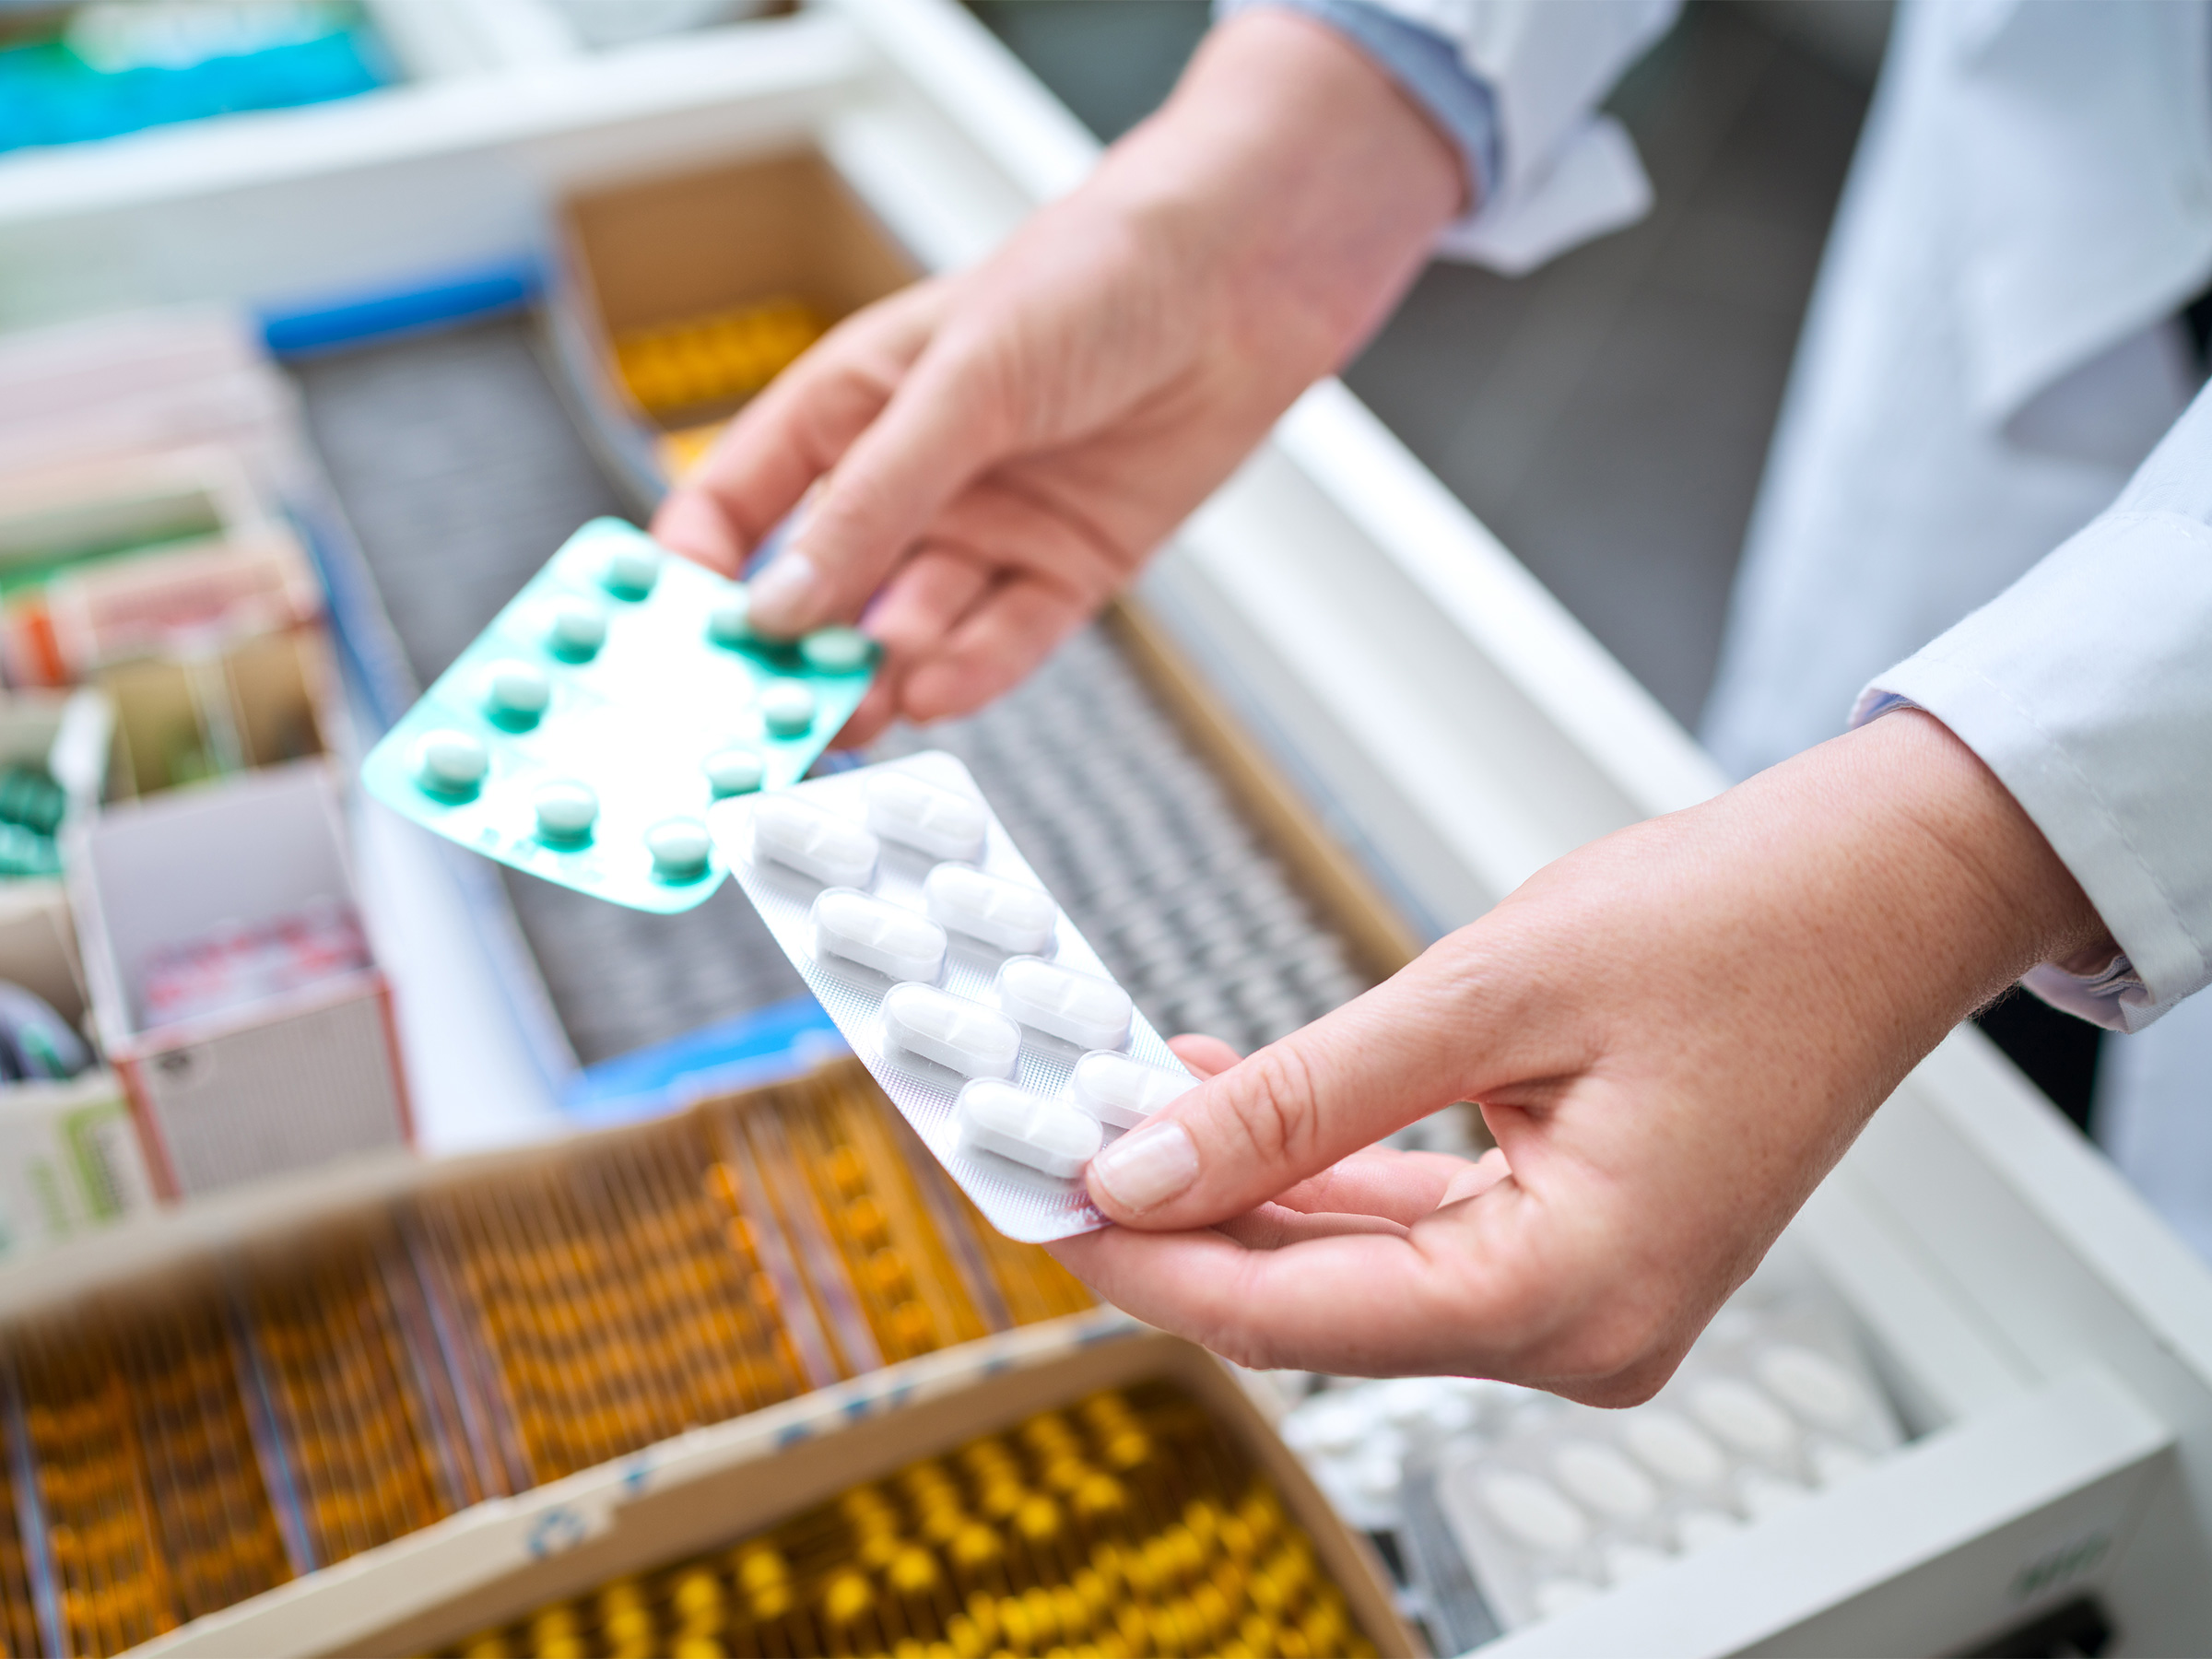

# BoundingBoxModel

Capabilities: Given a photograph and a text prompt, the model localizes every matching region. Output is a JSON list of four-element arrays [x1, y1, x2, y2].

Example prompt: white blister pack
[[712, 751, 1197, 1241]]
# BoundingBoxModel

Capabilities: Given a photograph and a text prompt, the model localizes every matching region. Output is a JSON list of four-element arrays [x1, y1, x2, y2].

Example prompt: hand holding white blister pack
[[714, 751, 1198, 1241]]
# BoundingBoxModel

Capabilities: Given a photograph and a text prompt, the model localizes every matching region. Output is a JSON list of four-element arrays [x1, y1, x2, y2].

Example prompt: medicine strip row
[[437, 1381, 1382, 1659], [0, 1062, 1088, 1656]]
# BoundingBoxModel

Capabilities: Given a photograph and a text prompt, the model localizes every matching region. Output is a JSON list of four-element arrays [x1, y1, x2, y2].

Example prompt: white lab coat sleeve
[[1853, 382, 2212, 1033], [1218, 0, 1680, 276], [1386, 0, 1678, 273]]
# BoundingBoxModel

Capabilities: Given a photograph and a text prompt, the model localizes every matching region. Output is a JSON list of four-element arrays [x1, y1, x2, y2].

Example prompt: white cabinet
[[4, 1, 2209, 1651]]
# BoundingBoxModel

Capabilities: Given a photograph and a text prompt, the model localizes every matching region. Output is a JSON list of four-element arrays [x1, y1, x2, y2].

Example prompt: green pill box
[[360, 518, 877, 913]]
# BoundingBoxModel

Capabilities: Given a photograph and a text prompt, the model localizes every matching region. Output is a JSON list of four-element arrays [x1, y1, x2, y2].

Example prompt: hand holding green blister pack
[[361, 518, 877, 912]]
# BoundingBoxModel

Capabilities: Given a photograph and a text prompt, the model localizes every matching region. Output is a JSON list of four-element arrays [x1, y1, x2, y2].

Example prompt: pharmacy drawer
[[3, 0, 2211, 1652]]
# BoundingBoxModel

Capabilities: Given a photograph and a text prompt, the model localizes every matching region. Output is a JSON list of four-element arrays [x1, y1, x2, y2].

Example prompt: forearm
[[1064, 709, 2115, 1389], [1088, 711, 2109, 1236], [1093, 8, 1465, 380]]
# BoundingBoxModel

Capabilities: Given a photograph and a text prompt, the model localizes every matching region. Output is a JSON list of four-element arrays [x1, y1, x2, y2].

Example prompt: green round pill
[[799, 627, 873, 675], [760, 681, 816, 737], [535, 780, 598, 842], [601, 545, 660, 599], [704, 748, 765, 797], [485, 660, 550, 724], [647, 818, 712, 879], [415, 730, 488, 795], [706, 592, 752, 647], [548, 598, 609, 660]]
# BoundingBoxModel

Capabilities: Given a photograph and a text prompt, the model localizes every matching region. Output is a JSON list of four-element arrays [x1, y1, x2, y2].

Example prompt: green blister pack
[[360, 518, 877, 913]]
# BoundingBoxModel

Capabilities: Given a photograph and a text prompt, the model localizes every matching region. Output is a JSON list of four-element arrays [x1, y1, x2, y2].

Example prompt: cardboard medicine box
[[0, 881, 155, 1254], [65, 760, 411, 1197], [0, 446, 297, 687], [547, 147, 922, 492]]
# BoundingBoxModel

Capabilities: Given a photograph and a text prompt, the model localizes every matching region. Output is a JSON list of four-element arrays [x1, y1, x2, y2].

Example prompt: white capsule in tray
[[712, 750, 1195, 1241], [1430, 1285, 1905, 1628]]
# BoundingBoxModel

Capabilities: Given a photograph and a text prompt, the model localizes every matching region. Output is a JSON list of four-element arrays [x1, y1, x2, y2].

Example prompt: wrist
[[1097, 7, 1463, 374], [1828, 711, 2113, 1020]]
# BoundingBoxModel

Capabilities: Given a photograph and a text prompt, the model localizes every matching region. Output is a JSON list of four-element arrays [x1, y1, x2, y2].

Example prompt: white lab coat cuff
[[1219, 0, 1673, 275], [1434, 113, 1652, 276], [1853, 509, 2212, 1033]]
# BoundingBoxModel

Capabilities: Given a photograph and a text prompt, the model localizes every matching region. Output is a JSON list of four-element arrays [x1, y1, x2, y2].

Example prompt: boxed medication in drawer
[[0, 688, 111, 878], [553, 147, 920, 487], [0, 882, 155, 1257], [0, 449, 312, 690], [65, 761, 410, 1197], [347, 1327, 1421, 1659], [100, 623, 336, 799]]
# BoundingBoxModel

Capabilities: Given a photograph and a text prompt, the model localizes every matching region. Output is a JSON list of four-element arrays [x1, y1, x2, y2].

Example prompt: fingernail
[[746, 550, 819, 633], [1088, 1122, 1199, 1214]]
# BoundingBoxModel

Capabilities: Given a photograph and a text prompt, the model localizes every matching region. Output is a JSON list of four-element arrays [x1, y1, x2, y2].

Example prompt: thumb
[[1085, 948, 1494, 1229], [745, 335, 1017, 638]]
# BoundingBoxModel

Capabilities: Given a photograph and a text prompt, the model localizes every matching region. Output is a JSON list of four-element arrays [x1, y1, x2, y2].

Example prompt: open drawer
[[2, 0, 2210, 1653]]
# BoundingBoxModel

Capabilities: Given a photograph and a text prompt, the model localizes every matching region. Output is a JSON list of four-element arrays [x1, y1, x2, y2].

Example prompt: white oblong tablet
[[753, 794, 877, 887], [1551, 1441, 1658, 1523], [1477, 1472, 1587, 1555], [811, 889, 946, 983], [1620, 1411, 1726, 1489], [924, 864, 1057, 955], [1754, 1345, 1865, 1433], [865, 771, 988, 862], [884, 983, 1020, 1079], [956, 1078, 1101, 1178], [1070, 1051, 1194, 1130], [996, 957, 1132, 1051], [1689, 1378, 1794, 1459]]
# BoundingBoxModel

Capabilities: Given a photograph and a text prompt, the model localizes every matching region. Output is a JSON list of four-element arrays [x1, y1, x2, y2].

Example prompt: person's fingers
[[652, 284, 947, 575], [1167, 1033, 1242, 1078], [745, 333, 1033, 638], [1155, 1039, 1484, 1226], [1266, 1146, 1489, 1226], [1441, 1147, 1512, 1205], [1211, 1204, 1411, 1249], [817, 547, 994, 748], [651, 486, 747, 576], [862, 547, 994, 663], [900, 575, 1096, 724], [828, 680, 901, 752], [1052, 1207, 1521, 1376], [1082, 938, 1545, 1231]]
